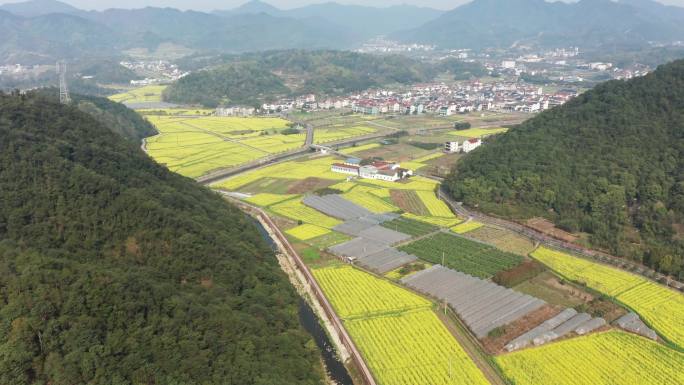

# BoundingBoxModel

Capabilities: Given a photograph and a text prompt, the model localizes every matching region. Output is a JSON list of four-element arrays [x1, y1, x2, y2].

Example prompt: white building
[[502, 60, 516, 69], [462, 138, 482, 153], [445, 141, 460, 153]]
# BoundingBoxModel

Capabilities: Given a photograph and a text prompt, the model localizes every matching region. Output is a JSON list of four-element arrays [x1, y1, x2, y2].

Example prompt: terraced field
[[531, 247, 684, 348], [400, 232, 523, 279], [313, 266, 490, 385], [496, 331, 684, 385]]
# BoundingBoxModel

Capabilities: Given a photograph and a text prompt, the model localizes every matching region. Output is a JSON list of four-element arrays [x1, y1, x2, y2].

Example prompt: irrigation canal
[[252, 219, 354, 385]]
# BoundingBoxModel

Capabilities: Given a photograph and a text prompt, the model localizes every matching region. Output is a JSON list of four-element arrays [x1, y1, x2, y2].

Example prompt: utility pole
[[56, 60, 71, 104]]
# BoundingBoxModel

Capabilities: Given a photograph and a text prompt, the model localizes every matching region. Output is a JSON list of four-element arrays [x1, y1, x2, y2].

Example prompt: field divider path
[[179, 121, 271, 155], [436, 309, 510, 385]]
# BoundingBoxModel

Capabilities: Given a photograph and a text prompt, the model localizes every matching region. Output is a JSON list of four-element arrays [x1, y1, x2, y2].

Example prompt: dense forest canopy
[[446, 59, 684, 279], [166, 50, 487, 107], [0, 93, 323, 385]]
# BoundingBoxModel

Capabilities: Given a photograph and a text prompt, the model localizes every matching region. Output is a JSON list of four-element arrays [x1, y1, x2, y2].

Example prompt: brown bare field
[[390, 189, 429, 215], [481, 305, 561, 355], [287, 177, 337, 194], [526, 217, 578, 243], [467, 226, 536, 256]]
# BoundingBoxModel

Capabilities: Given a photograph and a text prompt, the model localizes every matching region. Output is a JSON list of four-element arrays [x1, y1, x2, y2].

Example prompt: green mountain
[[0, 92, 324, 384], [446, 59, 684, 278], [164, 62, 290, 108], [396, 0, 684, 49], [0, 11, 117, 64], [166, 50, 482, 107]]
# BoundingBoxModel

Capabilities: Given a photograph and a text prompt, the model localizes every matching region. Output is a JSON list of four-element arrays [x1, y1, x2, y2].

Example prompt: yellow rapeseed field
[[109, 85, 166, 104], [451, 221, 484, 234], [313, 265, 489, 385], [496, 331, 684, 385], [144, 115, 303, 178], [270, 198, 342, 229], [415, 190, 455, 217], [531, 246, 684, 348], [285, 224, 331, 241], [312, 266, 431, 319]]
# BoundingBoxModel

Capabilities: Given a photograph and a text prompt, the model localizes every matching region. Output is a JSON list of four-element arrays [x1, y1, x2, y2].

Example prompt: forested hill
[[446, 59, 684, 278], [165, 50, 487, 107], [0, 93, 323, 384]]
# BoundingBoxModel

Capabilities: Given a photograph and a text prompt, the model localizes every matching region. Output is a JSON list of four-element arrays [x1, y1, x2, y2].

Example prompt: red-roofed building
[[462, 138, 482, 153]]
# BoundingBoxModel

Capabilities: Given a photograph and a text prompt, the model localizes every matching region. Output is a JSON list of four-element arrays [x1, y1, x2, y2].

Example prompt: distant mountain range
[[214, 0, 444, 38], [1, 0, 684, 65], [394, 0, 684, 49], [0, 0, 441, 64]]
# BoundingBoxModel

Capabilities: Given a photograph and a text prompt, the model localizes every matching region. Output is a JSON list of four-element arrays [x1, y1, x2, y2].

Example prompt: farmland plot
[[415, 191, 455, 217], [145, 115, 303, 177], [313, 266, 489, 385], [531, 247, 684, 348], [400, 233, 523, 279], [347, 310, 491, 385], [312, 266, 431, 319], [381, 217, 439, 237], [270, 198, 342, 229], [467, 226, 536, 256], [109, 85, 166, 104], [496, 331, 684, 385]]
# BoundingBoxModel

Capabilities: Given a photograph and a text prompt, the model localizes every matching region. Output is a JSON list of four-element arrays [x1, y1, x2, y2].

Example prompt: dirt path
[[436, 310, 510, 385]]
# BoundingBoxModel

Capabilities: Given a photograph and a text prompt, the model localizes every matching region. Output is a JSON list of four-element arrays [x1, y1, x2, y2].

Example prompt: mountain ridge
[[395, 0, 684, 49]]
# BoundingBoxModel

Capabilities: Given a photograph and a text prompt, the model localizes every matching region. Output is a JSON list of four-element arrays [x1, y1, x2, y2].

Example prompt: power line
[[56, 60, 71, 105]]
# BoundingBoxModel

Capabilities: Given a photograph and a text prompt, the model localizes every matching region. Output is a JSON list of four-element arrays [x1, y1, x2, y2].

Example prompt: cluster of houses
[[331, 158, 413, 182], [216, 106, 257, 117], [445, 138, 482, 154], [120, 60, 188, 85]]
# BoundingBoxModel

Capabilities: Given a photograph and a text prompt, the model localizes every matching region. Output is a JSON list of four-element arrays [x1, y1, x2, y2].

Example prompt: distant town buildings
[[120, 60, 189, 85]]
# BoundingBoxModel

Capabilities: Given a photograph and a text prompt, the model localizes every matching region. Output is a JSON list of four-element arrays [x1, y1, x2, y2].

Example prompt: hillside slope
[[446, 60, 684, 278], [0, 93, 323, 384]]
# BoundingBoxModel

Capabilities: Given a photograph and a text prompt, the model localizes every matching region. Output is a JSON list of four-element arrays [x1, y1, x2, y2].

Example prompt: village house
[[462, 138, 482, 153]]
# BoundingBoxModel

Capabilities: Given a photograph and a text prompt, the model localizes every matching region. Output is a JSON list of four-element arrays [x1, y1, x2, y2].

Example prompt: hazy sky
[[1, 0, 684, 11]]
